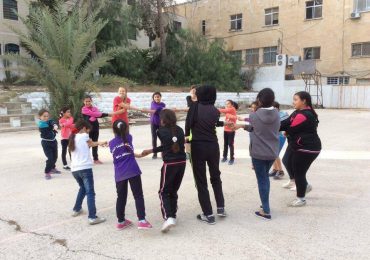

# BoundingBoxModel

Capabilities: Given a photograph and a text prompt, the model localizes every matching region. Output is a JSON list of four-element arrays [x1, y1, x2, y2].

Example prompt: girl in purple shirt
[[109, 120, 152, 230]]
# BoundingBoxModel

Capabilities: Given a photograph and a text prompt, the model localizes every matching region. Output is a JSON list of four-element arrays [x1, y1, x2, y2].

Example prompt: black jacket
[[153, 126, 186, 163], [280, 108, 322, 152]]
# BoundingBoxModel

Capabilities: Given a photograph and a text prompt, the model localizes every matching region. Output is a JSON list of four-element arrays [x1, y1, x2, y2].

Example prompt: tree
[[4, 0, 123, 118]]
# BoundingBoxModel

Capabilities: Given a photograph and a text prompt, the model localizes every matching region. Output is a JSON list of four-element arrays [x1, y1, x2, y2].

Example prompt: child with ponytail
[[109, 120, 152, 230], [59, 107, 74, 170], [69, 120, 107, 225], [142, 109, 187, 233]]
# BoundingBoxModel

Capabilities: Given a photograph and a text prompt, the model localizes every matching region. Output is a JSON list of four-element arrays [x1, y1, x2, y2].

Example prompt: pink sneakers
[[116, 220, 133, 230], [137, 220, 152, 230]]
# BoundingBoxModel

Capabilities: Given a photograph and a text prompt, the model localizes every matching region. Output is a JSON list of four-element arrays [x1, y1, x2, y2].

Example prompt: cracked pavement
[[1, 109, 370, 259]]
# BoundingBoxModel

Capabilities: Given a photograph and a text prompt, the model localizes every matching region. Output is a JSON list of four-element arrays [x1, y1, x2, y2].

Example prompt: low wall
[[253, 80, 370, 109], [20, 92, 258, 112]]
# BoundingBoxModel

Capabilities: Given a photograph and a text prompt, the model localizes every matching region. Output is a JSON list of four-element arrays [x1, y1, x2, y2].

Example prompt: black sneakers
[[197, 214, 216, 225], [269, 170, 278, 177], [217, 207, 227, 217], [273, 171, 285, 180]]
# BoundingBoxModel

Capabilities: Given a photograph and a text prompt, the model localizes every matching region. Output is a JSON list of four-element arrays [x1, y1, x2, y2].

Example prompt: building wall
[[173, 0, 370, 84]]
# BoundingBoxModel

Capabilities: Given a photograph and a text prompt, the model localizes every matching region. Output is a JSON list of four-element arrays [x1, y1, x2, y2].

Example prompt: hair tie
[[72, 128, 79, 134], [117, 122, 123, 128], [172, 137, 178, 143]]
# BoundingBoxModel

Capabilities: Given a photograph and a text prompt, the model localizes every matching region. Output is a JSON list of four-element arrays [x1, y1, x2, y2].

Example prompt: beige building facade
[[172, 0, 370, 85]]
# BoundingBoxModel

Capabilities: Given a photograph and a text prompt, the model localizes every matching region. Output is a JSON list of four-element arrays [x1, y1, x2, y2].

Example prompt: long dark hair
[[226, 99, 239, 110], [294, 91, 318, 120], [59, 107, 70, 119], [160, 109, 180, 153], [113, 119, 129, 144], [68, 120, 92, 152]]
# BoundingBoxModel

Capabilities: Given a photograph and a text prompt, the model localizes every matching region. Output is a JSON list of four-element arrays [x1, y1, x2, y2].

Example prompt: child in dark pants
[[82, 95, 123, 164], [219, 100, 239, 165], [150, 92, 166, 159], [38, 109, 60, 180], [59, 107, 74, 170], [109, 120, 152, 230], [142, 109, 186, 233], [185, 85, 226, 225]]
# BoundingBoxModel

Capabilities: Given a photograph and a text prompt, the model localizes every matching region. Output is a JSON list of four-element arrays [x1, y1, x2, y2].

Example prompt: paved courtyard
[[0, 109, 370, 259]]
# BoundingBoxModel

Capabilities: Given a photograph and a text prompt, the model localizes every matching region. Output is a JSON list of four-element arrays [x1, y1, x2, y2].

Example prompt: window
[[202, 20, 206, 35], [5, 43, 20, 54], [173, 21, 182, 31], [265, 7, 279, 26], [306, 0, 323, 19], [352, 42, 370, 57], [304, 47, 321, 60], [246, 48, 259, 65], [354, 0, 370, 12], [327, 76, 349, 85], [263, 46, 277, 64], [230, 14, 242, 31], [149, 39, 152, 48], [128, 25, 136, 40], [3, 0, 18, 20], [230, 50, 242, 61], [357, 78, 370, 85]]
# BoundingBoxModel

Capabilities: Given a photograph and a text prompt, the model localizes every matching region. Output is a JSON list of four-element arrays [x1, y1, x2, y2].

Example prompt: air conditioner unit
[[288, 56, 301, 65], [350, 12, 361, 19], [276, 54, 287, 67]]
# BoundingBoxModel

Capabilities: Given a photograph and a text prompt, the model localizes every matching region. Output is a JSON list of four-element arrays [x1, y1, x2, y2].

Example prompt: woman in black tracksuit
[[185, 85, 225, 225], [280, 91, 322, 207]]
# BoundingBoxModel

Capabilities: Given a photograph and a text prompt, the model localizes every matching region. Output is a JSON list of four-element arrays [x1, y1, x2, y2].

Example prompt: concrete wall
[[20, 92, 258, 112]]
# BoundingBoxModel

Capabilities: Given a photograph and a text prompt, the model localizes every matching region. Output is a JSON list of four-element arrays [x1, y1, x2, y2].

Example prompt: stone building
[[171, 0, 370, 85]]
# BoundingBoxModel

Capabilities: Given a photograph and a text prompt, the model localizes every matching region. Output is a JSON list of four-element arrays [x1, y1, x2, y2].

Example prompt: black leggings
[[283, 147, 319, 198], [223, 131, 235, 160], [61, 139, 70, 166], [151, 124, 160, 156], [191, 141, 225, 216], [116, 175, 146, 222], [89, 129, 99, 161]]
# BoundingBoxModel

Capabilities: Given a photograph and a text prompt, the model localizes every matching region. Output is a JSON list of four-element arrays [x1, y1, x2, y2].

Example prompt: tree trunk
[[157, 0, 166, 62]]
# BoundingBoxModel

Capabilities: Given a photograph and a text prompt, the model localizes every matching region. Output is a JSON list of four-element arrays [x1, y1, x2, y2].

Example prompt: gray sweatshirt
[[244, 107, 280, 161]]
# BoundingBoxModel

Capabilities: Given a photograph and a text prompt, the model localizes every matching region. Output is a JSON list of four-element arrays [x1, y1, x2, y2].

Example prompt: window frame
[[327, 76, 350, 85], [3, 0, 19, 21], [173, 21, 182, 31], [201, 20, 206, 35], [352, 42, 370, 57], [303, 47, 321, 60], [354, 0, 370, 13], [305, 0, 323, 20], [245, 48, 260, 65], [230, 14, 243, 31], [127, 24, 137, 41], [265, 7, 279, 26], [4, 43, 20, 54], [263, 46, 278, 64]]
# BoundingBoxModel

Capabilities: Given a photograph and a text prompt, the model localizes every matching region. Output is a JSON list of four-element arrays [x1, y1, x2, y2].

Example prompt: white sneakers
[[288, 198, 307, 207], [161, 217, 176, 233], [306, 184, 312, 193]]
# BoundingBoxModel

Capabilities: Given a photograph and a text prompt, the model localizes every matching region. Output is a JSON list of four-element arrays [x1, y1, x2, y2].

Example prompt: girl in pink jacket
[[59, 107, 75, 170]]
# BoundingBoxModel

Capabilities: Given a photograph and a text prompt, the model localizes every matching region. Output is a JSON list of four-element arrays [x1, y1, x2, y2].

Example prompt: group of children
[[37, 85, 318, 231]]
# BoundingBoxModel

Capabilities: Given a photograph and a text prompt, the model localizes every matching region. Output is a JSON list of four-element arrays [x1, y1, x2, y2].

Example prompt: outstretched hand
[[141, 149, 152, 157]]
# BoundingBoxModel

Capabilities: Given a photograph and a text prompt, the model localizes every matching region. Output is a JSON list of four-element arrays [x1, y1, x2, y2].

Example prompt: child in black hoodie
[[142, 109, 186, 233], [185, 85, 226, 225]]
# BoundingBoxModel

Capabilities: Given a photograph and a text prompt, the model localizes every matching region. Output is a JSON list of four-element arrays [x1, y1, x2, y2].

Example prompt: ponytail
[[68, 120, 92, 152], [113, 120, 129, 149], [59, 106, 70, 119], [159, 109, 180, 153]]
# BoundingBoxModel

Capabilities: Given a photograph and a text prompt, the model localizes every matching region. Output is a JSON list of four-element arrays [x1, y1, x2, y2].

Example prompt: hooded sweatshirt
[[244, 107, 280, 160]]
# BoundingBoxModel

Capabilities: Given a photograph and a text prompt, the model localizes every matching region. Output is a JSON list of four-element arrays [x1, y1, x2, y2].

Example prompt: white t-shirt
[[71, 133, 93, 172]]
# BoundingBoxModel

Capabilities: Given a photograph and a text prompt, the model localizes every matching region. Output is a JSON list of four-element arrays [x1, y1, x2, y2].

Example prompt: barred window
[[352, 42, 370, 57], [265, 7, 279, 26], [327, 77, 349, 85], [306, 0, 323, 19], [3, 0, 18, 20], [304, 47, 321, 60], [5, 43, 20, 54], [263, 46, 277, 64], [230, 14, 242, 31], [354, 0, 370, 12], [246, 48, 259, 65]]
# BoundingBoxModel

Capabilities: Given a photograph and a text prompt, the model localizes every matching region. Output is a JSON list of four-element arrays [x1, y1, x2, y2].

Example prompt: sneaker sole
[[138, 226, 152, 230], [255, 213, 271, 221], [117, 223, 133, 231], [217, 213, 227, 217], [198, 219, 216, 225], [288, 202, 306, 207], [89, 221, 106, 225], [161, 223, 175, 233]]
